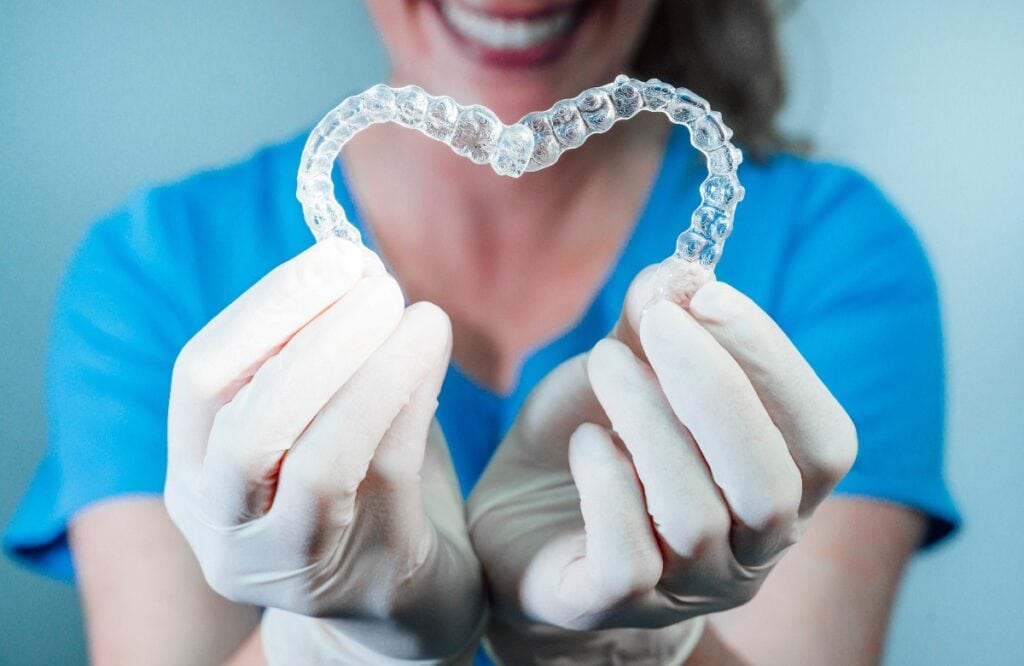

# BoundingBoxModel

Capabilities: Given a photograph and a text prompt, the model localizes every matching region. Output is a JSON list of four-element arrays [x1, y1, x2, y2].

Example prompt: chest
[[399, 224, 631, 394]]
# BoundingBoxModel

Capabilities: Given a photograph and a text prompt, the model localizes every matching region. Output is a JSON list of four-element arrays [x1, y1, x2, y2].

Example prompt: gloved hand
[[164, 238, 484, 664], [467, 266, 857, 663]]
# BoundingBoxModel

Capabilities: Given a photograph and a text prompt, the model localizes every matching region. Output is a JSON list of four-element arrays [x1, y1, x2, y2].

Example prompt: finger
[[587, 339, 731, 560], [362, 303, 452, 542], [639, 300, 802, 565], [357, 245, 388, 277], [567, 423, 663, 600], [420, 420, 475, 554], [524, 423, 662, 628], [197, 275, 404, 524], [168, 238, 368, 475], [507, 352, 611, 471], [609, 265, 659, 360], [609, 261, 720, 355], [688, 282, 858, 515], [271, 300, 452, 534]]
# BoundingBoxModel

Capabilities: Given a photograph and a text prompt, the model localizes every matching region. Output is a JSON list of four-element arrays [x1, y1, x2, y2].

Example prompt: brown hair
[[630, 0, 797, 158]]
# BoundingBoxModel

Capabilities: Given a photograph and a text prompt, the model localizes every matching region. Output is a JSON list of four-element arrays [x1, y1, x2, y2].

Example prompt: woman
[[5, 0, 958, 663]]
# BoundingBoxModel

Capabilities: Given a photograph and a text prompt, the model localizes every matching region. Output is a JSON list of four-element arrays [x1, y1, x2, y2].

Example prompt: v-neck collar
[[330, 123, 701, 432]]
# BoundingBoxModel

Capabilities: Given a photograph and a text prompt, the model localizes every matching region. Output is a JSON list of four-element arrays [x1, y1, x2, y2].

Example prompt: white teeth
[[440, 2, 574, 50]]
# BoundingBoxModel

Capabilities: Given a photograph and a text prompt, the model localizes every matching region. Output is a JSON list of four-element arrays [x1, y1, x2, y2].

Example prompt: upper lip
[[433, 0, 588, 21]]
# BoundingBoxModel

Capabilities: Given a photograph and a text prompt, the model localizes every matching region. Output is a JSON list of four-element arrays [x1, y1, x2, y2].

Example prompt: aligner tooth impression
[[297, 76, 745, 306]]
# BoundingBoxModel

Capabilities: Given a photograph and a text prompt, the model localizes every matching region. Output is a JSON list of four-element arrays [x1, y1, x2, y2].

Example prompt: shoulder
[[742, 152, 905, 234], [69, 132, 314, 328], [767, 154, 934, 298], [105, 131, 310, 256], [704, 151, 932, 313]]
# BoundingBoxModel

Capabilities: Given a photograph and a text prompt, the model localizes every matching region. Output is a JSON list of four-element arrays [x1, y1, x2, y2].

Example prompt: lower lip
[[430, 1, 592, 69]]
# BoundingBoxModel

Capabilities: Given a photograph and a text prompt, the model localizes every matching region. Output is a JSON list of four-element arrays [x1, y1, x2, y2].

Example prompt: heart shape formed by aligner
[[297, 75, 744, 304]]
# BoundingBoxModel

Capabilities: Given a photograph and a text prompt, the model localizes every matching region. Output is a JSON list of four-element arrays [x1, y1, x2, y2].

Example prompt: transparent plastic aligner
[[297, 75, 744, 304]]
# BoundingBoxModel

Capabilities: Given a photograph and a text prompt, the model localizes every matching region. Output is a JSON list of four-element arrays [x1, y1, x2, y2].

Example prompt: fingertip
[[688, 280, 746, 321], [569, 422, 614, 459], [295, 238, 365, 296], [589, 337, 625, 363], [586, 338, 634, 385], [361, 273, 406, 313], [406, 300, 451, 330], [404, 301, 454, 361], [621, 265, 660, 331], [638, 298, 684, 340], [316, 236, 363, 264], [326, 274, 405, 345], [688, 283, 781, 364], [569, 423, 629, 483], [639, 300, 717, 375], [358, 246, 387, 276]]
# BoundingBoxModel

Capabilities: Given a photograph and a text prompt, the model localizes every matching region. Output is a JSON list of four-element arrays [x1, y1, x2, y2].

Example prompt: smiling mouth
[[432, 0, 594, 67]]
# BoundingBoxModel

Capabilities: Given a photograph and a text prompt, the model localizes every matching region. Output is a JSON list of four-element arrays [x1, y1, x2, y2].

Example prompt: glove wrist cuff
[[484, 613, 706, 665], [261, 606, 488, 666]]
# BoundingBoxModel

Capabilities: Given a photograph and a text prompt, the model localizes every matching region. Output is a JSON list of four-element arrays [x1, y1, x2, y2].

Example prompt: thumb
[[609, 264, 660, 361], [611, 261, 718, 359], [363, 301, 452, 497]]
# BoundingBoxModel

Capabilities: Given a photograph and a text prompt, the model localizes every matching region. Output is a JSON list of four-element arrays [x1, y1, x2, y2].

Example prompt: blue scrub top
[[5, 125, 959, 584]]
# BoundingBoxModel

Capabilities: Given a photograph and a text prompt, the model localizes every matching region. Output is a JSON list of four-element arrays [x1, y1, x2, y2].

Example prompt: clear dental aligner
[[297, 75, 744, 304]]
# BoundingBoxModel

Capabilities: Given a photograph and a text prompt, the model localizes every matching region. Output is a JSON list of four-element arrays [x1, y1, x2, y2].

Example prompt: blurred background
[[1, 1, 1021, 663]]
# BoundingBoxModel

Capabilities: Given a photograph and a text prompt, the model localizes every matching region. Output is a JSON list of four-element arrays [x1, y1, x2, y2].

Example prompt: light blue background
[[1, 2, 1021, 663]]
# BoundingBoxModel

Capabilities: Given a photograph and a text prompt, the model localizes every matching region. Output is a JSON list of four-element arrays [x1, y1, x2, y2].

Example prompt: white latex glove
[[165, 238, 484, 664], [467, 266, 857, 664]]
